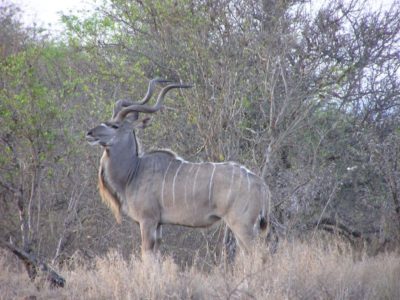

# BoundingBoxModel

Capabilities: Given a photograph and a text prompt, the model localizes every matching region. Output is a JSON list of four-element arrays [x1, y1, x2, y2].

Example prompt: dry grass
[[1, 239, 400, 299]]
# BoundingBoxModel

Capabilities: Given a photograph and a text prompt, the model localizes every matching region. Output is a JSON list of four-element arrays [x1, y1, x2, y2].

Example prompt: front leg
[[139, 220, 160, 260]]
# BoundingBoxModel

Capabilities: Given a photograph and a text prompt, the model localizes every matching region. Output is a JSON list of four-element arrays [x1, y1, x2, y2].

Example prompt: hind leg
[[223, 226, 236, 262], [224, 219, 255, 254], [233, 225, 255, 254], [153, 224, 162, 253]]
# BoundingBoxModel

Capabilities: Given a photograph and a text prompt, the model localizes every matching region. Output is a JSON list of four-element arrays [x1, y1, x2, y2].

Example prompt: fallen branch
[[0, 238, 65, 288], [316, 217, 362, 239]]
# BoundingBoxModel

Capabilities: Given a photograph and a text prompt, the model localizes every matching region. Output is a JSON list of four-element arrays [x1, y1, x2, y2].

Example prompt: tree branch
[[0, 238, 65, 288]]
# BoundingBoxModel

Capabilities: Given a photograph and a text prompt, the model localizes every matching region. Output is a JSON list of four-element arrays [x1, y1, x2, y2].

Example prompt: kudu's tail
[[257, 212, 270, 239], [258, 184, 271, 237], [259, 215, 268, 231]]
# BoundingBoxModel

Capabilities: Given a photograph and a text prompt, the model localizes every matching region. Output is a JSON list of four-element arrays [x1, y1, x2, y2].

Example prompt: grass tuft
[[1, 239, 400, 299]]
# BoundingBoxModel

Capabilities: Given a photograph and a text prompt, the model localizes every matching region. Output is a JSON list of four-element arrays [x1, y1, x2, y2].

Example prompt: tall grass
[[1, 239, 400, 299]]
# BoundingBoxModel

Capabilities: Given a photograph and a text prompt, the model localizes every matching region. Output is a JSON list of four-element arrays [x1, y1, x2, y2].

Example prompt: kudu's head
[[86, 81, 192, 148], [85, 119, 139, 147]]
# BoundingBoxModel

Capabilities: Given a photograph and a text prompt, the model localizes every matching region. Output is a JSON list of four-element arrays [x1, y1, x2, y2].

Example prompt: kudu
[[86, 79, 271, 259]]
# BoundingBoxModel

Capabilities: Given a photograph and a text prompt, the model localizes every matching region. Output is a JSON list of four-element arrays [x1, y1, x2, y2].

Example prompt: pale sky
[[15, 0, 396, 34], [16, 0, 97, 31]]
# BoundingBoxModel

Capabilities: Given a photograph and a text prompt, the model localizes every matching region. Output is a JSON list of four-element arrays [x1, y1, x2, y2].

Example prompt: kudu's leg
[[139, 220, 160, 260], [223, 226, 237, 262], [153, 224, 162, 252], [224, 218, 255, 255], [232, 226, 254, 254]]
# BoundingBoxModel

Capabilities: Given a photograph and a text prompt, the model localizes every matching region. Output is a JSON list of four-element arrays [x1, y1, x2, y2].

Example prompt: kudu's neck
[[101, 132, 139, 194]]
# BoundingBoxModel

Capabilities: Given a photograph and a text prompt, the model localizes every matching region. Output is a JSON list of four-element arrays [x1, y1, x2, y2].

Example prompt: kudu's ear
[[123, 111, 139, 123], [134, 117, 151, 129]]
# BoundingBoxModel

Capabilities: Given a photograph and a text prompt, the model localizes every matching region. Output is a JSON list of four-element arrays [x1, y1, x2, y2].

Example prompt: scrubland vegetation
[[1, 0, 400, 298], [2, 238, 400, 299]]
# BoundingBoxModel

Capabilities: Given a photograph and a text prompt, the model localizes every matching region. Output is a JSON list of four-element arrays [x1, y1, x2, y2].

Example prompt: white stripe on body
[[245, 168, 251, 193], [191, 164, 201, 203], [184, 164, 195, 209], [263, 183, 270, 218], [161, 161, 173, 207], [226, 164, 235, 204], [209, 163, 216, 206], [235, 166, 243, 203], [245, 169, 252, 213], [172, 160, 184, 206]]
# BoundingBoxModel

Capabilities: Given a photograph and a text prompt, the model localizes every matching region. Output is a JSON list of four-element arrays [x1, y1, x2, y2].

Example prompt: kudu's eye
[[104, 122, 119, 129]]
